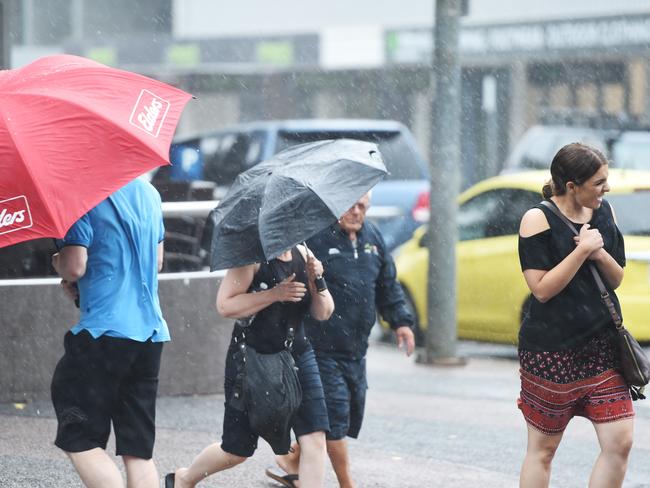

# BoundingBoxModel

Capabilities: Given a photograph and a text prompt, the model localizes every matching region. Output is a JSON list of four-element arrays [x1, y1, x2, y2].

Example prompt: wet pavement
[[2, 339, 650, 487]]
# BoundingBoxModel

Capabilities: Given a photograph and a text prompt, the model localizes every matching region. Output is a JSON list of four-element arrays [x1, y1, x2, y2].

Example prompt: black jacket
[[304, 221, 414, 359]]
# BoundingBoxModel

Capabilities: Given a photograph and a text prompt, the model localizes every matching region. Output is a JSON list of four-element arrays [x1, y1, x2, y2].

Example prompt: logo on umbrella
[[0, 196, 33, 236], [129, 89, 170, 137]]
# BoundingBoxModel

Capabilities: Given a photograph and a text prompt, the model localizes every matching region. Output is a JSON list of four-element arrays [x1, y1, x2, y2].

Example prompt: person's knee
[[326, 438, 346, 455], [223, 451, 247, 467], [65, 447, 105, 463], [603, 431, 634, 460], [528, 441, 559, 466], [299, 431, 327, 456], [122, 455, 155, 468]]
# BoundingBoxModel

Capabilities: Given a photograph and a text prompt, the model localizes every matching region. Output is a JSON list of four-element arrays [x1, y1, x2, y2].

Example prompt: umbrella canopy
[[209, 139, 387, 270], [0, 54, 192, 247]]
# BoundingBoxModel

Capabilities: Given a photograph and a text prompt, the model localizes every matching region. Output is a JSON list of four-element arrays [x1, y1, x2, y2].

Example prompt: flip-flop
[[265, 466, 299, 488], [164, 473, 175, 488]]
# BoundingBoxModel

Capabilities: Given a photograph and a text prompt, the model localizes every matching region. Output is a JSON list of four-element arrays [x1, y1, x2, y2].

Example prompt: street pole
[[422, 0, 463, 364]]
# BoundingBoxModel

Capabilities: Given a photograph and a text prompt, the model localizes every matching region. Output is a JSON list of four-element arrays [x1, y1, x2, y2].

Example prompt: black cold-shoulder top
[[518, 200, 626, 351]]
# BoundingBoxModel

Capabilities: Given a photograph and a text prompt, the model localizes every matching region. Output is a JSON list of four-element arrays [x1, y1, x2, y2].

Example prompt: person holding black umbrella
[[166, 244, 334, 488]]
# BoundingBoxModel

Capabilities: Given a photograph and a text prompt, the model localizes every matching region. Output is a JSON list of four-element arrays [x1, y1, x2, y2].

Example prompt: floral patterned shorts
[[518, 333, 634, 435]]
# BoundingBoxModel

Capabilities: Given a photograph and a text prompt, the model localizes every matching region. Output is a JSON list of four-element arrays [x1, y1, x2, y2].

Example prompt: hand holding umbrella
[[304, 243, 328, 293]]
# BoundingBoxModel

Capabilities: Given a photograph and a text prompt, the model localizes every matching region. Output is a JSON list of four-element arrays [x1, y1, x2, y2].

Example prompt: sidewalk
[[1, 341, 649, 487]]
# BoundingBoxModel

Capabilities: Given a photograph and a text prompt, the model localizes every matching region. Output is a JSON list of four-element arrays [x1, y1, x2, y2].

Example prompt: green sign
[[256, 41, 293, 65]]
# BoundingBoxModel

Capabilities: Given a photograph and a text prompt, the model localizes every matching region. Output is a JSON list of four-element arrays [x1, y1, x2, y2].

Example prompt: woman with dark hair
[[517, 143, 634, 487], [166, 244, 334, 488]]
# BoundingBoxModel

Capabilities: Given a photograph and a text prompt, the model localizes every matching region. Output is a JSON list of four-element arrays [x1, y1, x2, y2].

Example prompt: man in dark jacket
[[266, 192, 415, 488]]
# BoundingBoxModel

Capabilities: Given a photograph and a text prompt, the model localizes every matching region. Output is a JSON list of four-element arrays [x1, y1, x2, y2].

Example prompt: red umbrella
[[0, 54, 193, 247]]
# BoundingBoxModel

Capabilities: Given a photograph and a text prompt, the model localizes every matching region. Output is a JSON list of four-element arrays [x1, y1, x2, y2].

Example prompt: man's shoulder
[[124, 178, 159, 198], [115, 179, 162, 208]]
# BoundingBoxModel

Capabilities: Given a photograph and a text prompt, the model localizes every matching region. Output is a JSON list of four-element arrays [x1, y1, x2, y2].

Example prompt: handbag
[[541, 200, 650, 400], [228, 261, 303, 454]]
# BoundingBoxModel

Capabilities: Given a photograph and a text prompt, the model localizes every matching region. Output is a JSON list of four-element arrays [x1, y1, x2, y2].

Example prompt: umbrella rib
[[0, 99, 60, 231]]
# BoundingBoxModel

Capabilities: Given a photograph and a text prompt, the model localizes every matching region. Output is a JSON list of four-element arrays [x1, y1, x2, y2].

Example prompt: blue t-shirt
[[58, 179, 169, 342]]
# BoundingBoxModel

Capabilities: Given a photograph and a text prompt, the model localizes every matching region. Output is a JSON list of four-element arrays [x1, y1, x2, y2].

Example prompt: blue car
[[154, 119, 430, 255]]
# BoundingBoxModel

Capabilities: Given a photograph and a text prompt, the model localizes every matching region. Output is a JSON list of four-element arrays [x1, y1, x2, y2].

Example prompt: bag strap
[[266, 254, 300, 350], [539, 200, 623, 329]]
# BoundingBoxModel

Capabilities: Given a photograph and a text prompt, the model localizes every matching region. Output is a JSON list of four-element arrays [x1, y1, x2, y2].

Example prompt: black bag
[[229, 260, 303, 454], [541, 200, 650, 399], [234, 343, 302, 454]]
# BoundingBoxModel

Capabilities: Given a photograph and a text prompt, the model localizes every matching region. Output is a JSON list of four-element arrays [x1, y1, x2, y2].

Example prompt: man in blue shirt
[[267, 192, 415, 488], [51, 178, 168, 488]]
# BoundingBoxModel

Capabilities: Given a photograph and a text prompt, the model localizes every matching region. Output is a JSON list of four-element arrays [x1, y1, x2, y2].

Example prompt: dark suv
[[152, 119, 430, 269]]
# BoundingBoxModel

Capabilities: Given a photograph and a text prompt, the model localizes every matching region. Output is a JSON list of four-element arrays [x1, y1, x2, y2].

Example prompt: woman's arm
[[575, 204, 624, 289], [216, 263, 308, 319], [520, 208, 603, 303], [586, 248, 624, 289], [298, 245, 334, 321]]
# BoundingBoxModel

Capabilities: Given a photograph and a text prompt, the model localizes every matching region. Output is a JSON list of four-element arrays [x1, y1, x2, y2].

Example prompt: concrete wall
[[0, 272, 232, 403]]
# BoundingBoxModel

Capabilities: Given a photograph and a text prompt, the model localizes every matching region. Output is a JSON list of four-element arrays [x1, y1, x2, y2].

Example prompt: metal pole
[[422, 0, 463, 363], [71, 0, 84, 41], [0, 0, 10, 69]]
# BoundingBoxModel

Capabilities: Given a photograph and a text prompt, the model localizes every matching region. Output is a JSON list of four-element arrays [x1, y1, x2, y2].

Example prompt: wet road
[[1, 339, 650, 487]]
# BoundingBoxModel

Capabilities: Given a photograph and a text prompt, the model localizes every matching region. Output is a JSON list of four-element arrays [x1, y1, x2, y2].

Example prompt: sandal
[[265, 467, 299, 488], [164, 473, 175, 488]]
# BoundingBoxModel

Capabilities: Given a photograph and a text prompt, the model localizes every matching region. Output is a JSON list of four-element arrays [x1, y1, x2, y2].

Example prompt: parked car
[[391, 169, 650, 345], [610, 130, 650, 170], [501, 125, 611, 173], [152, 119, 430, 255]]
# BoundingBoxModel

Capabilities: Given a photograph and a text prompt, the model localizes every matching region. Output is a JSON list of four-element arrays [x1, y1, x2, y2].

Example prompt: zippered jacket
[[304, 221, 414, 359]]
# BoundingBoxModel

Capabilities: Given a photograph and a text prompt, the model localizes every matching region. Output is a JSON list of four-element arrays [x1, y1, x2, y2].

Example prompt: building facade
[[5, 0, 650, 186]]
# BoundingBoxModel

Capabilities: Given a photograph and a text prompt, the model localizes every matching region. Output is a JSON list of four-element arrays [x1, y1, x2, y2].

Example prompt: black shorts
[[316, 355, 367, 440], [51, 330, 163, 459], [221, 347, 330, 457]]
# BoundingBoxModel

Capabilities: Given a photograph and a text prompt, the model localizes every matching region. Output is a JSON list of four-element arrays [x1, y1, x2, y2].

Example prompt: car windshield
[[607, 191, 650, 235], [611, 134, 650, 171], [276, 130, 425, 180]]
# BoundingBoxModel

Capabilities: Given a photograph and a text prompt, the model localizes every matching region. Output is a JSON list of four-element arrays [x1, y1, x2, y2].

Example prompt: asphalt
[[2, 339, 650, 488]]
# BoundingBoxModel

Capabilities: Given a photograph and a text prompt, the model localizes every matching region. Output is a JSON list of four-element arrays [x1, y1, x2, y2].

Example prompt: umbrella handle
[[302, 241, 328, 292]]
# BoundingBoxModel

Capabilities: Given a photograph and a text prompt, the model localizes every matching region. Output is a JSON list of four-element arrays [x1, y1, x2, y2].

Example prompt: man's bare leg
[[327, 439, 355, 488], [123, 456, 159, 488]]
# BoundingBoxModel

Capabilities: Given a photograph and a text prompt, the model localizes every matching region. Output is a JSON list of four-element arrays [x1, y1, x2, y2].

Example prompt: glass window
[[606, 192, 650, 236], [276, 130, 426, 180], [459, 189, 540, 241], [611, 133, 650, 171]]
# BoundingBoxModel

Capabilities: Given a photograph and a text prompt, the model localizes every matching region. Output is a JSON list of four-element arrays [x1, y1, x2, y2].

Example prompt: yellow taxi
[[394, 169, 650, 344]]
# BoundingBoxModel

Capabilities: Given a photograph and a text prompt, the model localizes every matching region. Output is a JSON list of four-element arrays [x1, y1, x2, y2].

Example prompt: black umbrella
[[208, 139, 387, 271]]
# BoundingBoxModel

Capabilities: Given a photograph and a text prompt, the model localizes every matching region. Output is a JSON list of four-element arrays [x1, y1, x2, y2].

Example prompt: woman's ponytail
[[542, 180, 553, 199]]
